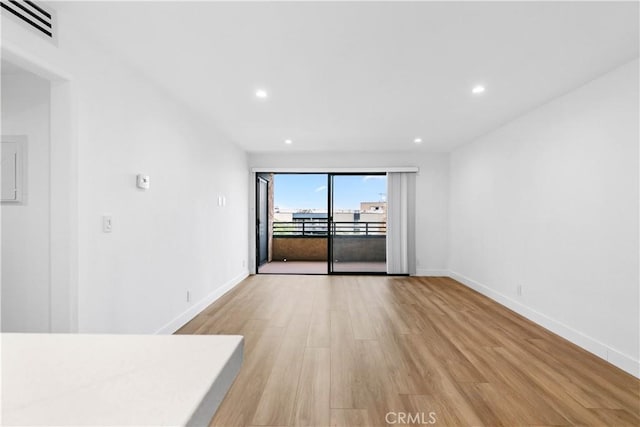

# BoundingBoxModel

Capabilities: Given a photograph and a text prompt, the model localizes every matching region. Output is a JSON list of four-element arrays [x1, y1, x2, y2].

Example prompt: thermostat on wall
[[136, 174, 150, 190]]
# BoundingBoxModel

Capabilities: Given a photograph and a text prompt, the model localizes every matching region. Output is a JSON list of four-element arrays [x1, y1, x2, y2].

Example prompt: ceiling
[[57, 1, 638, 153]]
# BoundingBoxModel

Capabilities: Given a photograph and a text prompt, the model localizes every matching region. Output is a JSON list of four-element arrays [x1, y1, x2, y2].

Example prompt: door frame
[[2, 43, 78, 332], [254, 172, 329, 275], [255, 174, 270, 269], [249, 168, 418, 275], [252, 171, 389, 275]]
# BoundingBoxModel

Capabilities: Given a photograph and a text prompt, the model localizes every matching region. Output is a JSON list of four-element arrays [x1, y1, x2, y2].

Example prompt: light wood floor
[[176, 275, 640, 426]]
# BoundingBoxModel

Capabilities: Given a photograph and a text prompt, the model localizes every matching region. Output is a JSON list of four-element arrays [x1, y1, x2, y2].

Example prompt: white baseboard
[[448, 270, 639, 378], [415, 269, 449, 277], [155, 270, 249, 335]]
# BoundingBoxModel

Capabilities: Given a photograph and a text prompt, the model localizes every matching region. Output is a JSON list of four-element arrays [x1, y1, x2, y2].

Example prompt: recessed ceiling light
[[255, 89, 268, 99], [472, 85, 486, 95], [414, 137, 423, 144], [284, 139, 293, 145]]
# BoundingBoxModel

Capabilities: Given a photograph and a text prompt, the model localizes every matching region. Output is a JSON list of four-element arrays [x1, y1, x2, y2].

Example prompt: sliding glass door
[[328, 174, 387, 274], [256, 172, 391, 275]]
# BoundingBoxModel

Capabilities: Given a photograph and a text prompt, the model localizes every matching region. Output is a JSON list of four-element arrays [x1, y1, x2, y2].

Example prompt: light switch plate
[[103, 215, 113, 233]]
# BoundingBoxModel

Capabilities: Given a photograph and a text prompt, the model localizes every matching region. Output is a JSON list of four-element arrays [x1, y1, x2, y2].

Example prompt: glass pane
[[331, 175, 387, 273], [258, 173, 328, 274]]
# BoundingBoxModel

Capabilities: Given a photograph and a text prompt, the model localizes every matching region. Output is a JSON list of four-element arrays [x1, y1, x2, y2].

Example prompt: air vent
[[1, 1, 54, 40]]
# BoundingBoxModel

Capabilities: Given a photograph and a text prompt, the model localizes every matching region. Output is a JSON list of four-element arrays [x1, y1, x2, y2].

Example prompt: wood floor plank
[[379, 301, 412, 335], [330, 309, 358, 409], [329, 409, 372, 426], [589, 407, 640, 426], [368, 306, 432, 395], [182, 275, 640, 427], [400, 394, 463, 426], [329, 276, 349, 311], [398, 333, 486, 426], [306, 309, 330, 348], [251, 313, 311, 426], [209, 326, 286, 426], [346, 285, 377, 340], [526, 338, 640, 414], [174, 312, 211, 334], [353, 339, 408, 424], [290, 347, 331, 426], [457, 344, 570, 426]]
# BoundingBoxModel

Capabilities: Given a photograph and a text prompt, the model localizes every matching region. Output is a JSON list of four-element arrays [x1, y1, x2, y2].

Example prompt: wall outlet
[[517, 285, 522, 296], [242, 260, 246, 268], [186, 291, 190, 302]]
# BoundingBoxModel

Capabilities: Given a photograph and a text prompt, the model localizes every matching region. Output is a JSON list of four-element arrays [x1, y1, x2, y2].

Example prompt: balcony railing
[[273, 221, 386, 237]]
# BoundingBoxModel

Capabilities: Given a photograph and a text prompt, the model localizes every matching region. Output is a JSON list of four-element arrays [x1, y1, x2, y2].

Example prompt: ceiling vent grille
[[1, 1, 55, 40]]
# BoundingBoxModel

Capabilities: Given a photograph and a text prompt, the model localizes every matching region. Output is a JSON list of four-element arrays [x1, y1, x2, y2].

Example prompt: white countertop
[[1, 333, 243, 426]]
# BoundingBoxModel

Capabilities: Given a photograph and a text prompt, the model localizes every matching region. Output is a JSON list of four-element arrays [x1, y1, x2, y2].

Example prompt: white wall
[[449, 59, 639, 376], [248, 151, 450, 275], [2, 10, 249, 334], [1, 72, 51, 332], [75, 66, 249, 334]]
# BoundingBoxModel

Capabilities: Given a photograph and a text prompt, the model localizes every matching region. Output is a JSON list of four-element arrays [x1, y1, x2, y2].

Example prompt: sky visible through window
[[273, 174, 387, 211]]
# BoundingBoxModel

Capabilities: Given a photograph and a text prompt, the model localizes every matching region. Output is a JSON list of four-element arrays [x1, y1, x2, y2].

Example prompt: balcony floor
[[258, 261, 386, 275]]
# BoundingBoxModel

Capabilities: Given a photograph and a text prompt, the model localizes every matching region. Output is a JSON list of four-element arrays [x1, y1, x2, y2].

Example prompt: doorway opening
[[256, 173, 387, 275], [1, 61, 51, 332], [1, 48, 77, 333]]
